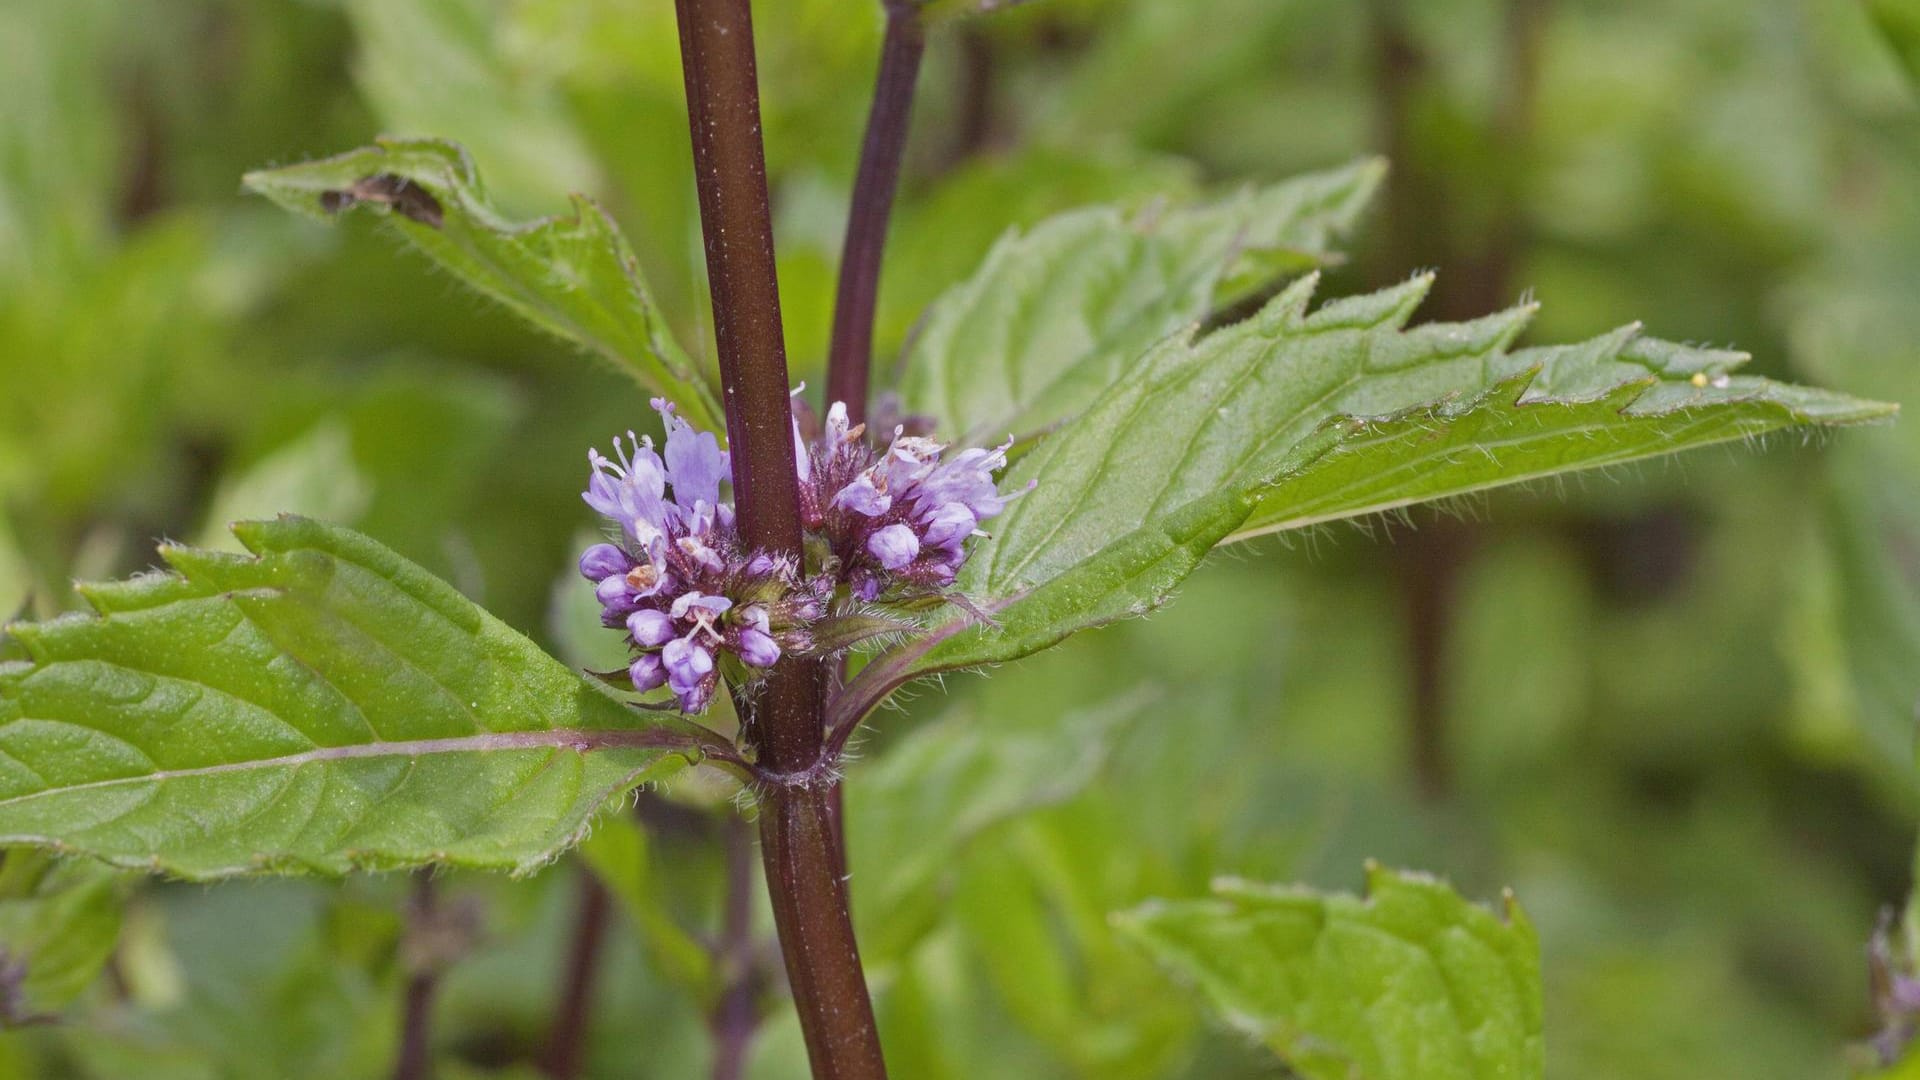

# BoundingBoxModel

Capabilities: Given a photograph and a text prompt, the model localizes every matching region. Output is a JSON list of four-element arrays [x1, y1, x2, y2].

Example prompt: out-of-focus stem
[[1394, 519, 1470, 803], [709, 814, 761, 1080], [1368, 0, 1549, 802], [541, 870, 612, 1080], [945, 24, 997, 168], [393, 875, 440, 1080]]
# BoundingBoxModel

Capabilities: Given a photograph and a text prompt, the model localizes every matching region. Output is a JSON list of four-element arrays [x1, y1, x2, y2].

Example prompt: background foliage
[[1, 0, 1917, 1076]]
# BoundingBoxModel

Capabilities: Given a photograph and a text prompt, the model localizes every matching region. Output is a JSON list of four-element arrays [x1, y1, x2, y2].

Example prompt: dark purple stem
[[1370, 0, 1546, 802], [709, 814, 761, 1080], [540, 869, 613, 1080], [673, 0, 805, 550], [944, 24, 997, 168], [1394, 520, 1470, 802], [392, 875, 439, 1080], [825, 1, 926, 423], [671, 2, 887, 1076]]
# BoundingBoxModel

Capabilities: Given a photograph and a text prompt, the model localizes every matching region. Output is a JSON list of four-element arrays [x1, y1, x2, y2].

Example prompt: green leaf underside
[[899, 160, 1385, 446], [241, 137, 723, 432], [0, 852, 123, 1021], [907, 272, 1892, 679], [0, 517, 699, 880], [851, 690, 1149, 966], [1115, 865, 1543, 1080]]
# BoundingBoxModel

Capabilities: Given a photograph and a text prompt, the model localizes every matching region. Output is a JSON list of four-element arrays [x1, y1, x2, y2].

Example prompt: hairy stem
[[760, 779, 883, 1075], [710, 814, 761, 1080], [672, 1, 886, 1075], [393, 875, 440, 1080], [541, 869, 613, 1080], [825, 1, 926, 422]]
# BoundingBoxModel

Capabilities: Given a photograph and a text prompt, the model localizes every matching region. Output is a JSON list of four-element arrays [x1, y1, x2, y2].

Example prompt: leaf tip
[[1301, 272, 1435, 333], [1254, 271, 1321, 331]]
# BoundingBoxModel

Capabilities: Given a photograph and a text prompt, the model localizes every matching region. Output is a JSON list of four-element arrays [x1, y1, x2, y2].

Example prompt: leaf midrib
[[1228, 393, 1801, 541], [0, 726, 696, 811], [988, 295, 1384, 590]]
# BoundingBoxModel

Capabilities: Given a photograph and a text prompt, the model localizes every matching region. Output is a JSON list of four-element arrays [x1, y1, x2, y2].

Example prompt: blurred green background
[[2, 0, 1919, 1076]]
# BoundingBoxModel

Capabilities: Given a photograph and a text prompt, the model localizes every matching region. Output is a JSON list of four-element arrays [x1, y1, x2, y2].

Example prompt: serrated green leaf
[[898, 160, 1384, 446], [1228, 322, 1891, 541], [864, 273, 1892, 694], [0, 850, 124, 1023], [0, 517, 715, 880], [879, 147, 1199, 361], [1114, 865, 1543, 1080], [241, 138, 722, 432]]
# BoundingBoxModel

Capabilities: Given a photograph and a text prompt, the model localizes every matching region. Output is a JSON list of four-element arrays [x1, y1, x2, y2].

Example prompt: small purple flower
[[580, 400, 819, 714], [868, 524, 920, 570], [1870, 911, 1920, 1066], [798, 401, 1026, 601], [581, 395, 1019, 713], [737, 606, 782, 666], [629, 653, 667, 693], [579, 543, 629, 581], [627, 609, 676, 648]]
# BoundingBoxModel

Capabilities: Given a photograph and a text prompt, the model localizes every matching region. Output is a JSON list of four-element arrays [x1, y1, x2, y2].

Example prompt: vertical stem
[[1394, 520, 1469, 802], [394, 969, 438, 1080], [759, 779, 881, 1075], [1369, 0, 1548, 803], [541, 870, 612, 1080], [393, 875, 440, 1080], [825, 2, 926, 423], [672, 2, 887, 1076], [1476, 0, 1548, 314], [945, 24, 997, 169], [674, 0, 806, 551], [1366, 0, 1428, 287], [1367, 0, 1454, 803], [710, 815, 761, 1080]]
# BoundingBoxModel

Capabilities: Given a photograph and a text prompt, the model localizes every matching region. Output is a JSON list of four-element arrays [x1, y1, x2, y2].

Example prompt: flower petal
[[868, 523, 921, 570]]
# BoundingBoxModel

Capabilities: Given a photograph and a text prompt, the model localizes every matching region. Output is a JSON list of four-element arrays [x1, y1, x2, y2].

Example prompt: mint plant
[[0, 1, 1898, 1077]]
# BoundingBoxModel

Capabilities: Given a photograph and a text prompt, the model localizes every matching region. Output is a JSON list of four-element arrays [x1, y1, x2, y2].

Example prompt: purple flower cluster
[[797, 402, 1023, 601], [579, 399, 821, 713], [581, 396, 1021, 714], [1871, 915, 1920, 1065]]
